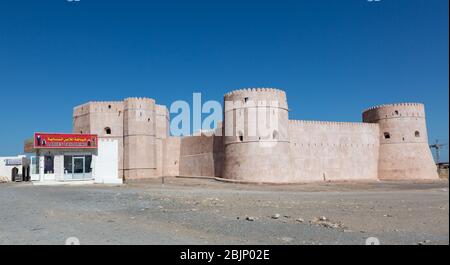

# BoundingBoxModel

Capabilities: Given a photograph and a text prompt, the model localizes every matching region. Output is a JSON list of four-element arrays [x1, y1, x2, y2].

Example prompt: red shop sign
[[34, 133, 98, 149]]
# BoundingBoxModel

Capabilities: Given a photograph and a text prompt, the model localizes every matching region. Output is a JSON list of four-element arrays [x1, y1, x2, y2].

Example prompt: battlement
[[289, 119, 379, 127], [362, 102, 425, 122], [224, 87, 286, 97], [73, 103, 91, 117], [124, 97, 156, 110], [224, 88, 288, 109], [155, 104, 169, 116], [363, 102, 424, 113], [73, 101, 124, 117]]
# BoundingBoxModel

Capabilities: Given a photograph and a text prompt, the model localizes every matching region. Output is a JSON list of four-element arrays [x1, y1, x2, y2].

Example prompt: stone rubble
[[310, 216, 346, 230]]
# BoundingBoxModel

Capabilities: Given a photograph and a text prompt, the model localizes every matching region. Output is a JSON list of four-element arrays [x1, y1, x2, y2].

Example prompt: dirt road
[[0, 178, 448, 245]]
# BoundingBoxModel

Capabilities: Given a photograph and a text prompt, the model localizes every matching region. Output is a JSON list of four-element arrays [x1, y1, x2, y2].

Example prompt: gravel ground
[[0, 178, 448, 245]]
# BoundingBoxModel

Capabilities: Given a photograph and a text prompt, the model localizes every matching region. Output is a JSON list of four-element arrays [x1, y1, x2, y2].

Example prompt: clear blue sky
[[0, 0, 448, 161]]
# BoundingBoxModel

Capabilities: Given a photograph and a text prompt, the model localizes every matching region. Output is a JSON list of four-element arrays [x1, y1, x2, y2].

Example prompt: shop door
[[72, 157, 85, 180]]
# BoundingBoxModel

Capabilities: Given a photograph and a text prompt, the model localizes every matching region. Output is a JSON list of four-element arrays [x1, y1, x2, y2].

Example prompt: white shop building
[[0, 155, 30, 182], [30, 133, 121, 184]]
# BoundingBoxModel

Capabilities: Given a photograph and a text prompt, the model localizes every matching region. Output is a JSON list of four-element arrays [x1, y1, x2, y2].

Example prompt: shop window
[[85, 155, 92, 173], [44, 156, 54, 174], [415, 131, 420, 137], [64, 156, 73, 174], [31, 157, 39, 174], [64, 155, 92, 174], [384, 132, 391, 139], [105, 127, 112, 135]]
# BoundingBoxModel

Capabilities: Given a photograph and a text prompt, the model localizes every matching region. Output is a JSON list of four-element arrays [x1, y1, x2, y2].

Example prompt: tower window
[[395, 110, 399, 115], [238, 131, 243, 142], [244, 97, 249, 103], [273, 130, 279, 140], [108, 105, 112, 109], [105, 127, 112, 135], [415, 131, 420, 137], [384, 132, 390, 139]]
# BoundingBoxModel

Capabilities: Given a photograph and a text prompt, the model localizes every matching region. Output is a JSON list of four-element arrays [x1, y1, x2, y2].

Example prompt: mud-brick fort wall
[[73, 88, 439, 183], [73, 98, 170, 181], [163, 135, 223, 178], [288, 120, 379, 182], [73, 101, 125, 178]]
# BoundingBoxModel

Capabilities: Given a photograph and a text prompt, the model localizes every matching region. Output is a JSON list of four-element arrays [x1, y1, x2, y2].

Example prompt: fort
[[73, 88, 439, 183]]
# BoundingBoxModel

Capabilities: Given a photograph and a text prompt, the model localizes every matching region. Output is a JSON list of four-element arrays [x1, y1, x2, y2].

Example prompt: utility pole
[[429, 140, 448, 164]]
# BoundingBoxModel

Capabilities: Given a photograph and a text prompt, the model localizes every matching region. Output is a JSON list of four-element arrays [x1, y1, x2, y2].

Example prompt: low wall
[[289, 120, 380, 182], [163, 136, 223, 177]]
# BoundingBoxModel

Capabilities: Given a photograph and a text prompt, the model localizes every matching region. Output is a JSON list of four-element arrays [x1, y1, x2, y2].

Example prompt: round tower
[[362, 103, 438, 180], [123, 97, 157, 181], [222, 88, 292, 183]]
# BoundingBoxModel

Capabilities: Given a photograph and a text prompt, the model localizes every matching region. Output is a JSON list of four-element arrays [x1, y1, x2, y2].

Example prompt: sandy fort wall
[[162, 135, 223, 178], [73, 90, 439, 183], [179, 135, 223, 177], [155, 104, 169, 177], [73, 99, 169, 181], [123, 97, 157, 180], [289, 120, 380, 182], [163, 137, 181, 177], [73, 101, 124, 178]]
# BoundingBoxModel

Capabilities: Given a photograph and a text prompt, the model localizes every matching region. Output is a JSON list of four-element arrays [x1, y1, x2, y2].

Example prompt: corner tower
[[222, 88, 292, 183], [123, 97, 157, 181], [73, 101, 124, 178], [363, 103, 438, 180]]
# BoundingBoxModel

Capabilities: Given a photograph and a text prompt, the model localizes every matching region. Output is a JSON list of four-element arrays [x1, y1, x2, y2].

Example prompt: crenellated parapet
[[362, 103, 425, 122], [73, 103, 91, 117], [123, 97, 155, 110], [224, 88, 289, 110], [362, 103, 427, 144], [73, 101, 124, 117], [289, 119, 379, 127]]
